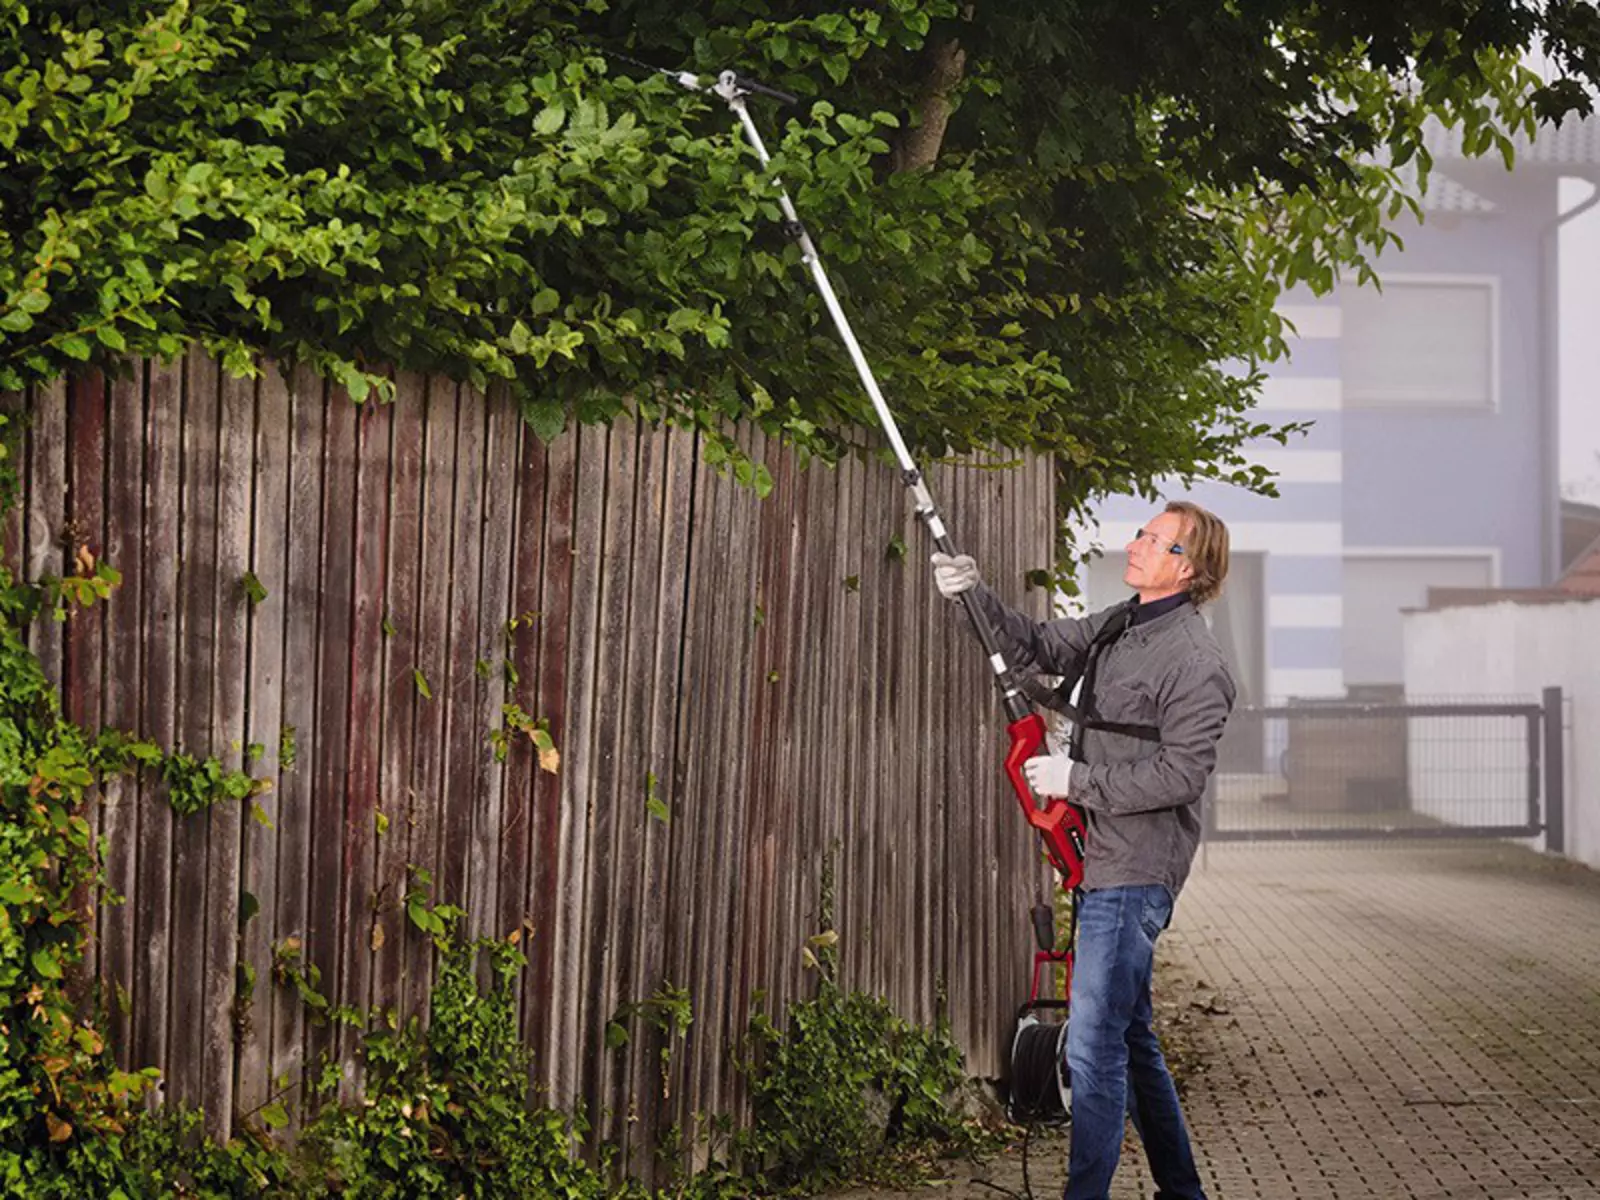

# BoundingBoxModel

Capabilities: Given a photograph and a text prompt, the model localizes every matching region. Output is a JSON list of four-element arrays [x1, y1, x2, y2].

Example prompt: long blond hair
[[1166, 501, 1229, 606]]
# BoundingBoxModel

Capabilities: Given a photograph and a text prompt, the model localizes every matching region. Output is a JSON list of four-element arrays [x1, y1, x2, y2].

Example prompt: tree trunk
[[889, 37, 967, 173]]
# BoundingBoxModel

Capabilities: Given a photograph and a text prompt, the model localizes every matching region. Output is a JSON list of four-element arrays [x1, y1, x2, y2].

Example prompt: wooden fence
[[7, 352, 1056, 1172]]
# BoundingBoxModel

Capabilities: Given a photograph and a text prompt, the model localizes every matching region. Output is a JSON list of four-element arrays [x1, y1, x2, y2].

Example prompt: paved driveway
[[829, 841, 1600, 1200]]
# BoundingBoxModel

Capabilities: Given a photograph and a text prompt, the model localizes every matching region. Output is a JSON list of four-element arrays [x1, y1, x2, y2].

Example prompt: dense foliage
[[2, 1, 1595, 508], [2, 4, 1599, 1190]]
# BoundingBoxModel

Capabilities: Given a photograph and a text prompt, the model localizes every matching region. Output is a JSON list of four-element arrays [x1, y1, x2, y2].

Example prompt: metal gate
[[1203, 687, 1566, 848]]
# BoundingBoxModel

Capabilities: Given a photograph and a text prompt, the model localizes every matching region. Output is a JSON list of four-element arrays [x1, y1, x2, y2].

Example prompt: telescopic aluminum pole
[[678, 70, 1087, 886]]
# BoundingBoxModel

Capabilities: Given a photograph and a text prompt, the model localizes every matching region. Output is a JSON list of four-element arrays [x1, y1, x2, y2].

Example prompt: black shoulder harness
[[1052, 600, 1161, 761]]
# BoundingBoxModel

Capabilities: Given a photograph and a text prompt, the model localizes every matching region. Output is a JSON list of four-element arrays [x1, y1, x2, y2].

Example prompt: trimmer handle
[[1004, 713, 1086, 891]]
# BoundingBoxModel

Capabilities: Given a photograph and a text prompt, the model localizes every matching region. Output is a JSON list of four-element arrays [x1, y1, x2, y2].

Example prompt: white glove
[[930, 552, 980, 599], [1023, 753, 1074, 798]]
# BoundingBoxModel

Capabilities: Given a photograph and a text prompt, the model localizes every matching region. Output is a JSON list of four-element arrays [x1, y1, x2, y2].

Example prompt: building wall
[[1342, 181, 1556, 586], [1404, 600, 1599, 871], [1091, 298, 1346, 700], [1088, 175, 1559, 698]]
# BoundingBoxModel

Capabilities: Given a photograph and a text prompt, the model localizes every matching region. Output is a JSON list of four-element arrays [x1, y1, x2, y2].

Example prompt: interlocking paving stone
[[825, 842, 1600, 1200]]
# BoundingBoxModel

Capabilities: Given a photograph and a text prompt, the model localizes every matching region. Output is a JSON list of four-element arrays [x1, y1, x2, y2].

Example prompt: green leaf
[[0, 879, 36, 904], [32, 947, 62, 979], [241, 571, 268, 606], [259, 1101, 289, 1130], [413, 669, 433, 700], [532, 103, 566, 135], [646, 772, 669, 824], [519, 396, 566, 444]]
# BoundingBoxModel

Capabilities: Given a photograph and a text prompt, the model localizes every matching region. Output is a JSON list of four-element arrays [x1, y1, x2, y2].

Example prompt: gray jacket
[[971, 584, 1235, 897]]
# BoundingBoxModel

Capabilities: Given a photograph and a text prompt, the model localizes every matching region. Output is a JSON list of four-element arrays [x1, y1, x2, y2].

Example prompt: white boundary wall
[[1404, 599, 1600, 870]]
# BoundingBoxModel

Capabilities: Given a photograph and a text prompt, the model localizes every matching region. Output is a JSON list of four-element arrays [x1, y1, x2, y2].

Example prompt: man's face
[[1123, 510, 1194, 597]]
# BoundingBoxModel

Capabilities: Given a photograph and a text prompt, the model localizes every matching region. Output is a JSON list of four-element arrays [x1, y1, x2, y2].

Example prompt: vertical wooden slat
[[168, 348, 219, 1113], [580, 420, 637, 1146], [626, 423, 694, 1182], [553, 425, 607, 1110], [337, 395, 390, 1091], [611, 420, 677, 1165], [967, 454, 990, 1057], [729, 428, 785, 1126], [403, 376, 458, 1024], [63, 370, 106, 1007], [26, 377, 66, 683], [706, 426, 759, 1126], [438, 392, 486, 910], [851, 461, 887, 997], [791, 453, 835, 1021], [237, 361, 290, 1122], [196, 365, 252, 1136], [375, 374, 424, 1024], [914, 464, 941, 1030], [271, 364, 325, 1124], [308, 385, 356, 1093], [524, 427, 577, 1084], [101, 366, 145, 1066], [63, 368, 106, 722], [497, 419, 545, 995], [466, 390, 518, 942], [133, 360, 180, 1082], [660, 432, 707, 1151], [676, 435, 733, 1141]]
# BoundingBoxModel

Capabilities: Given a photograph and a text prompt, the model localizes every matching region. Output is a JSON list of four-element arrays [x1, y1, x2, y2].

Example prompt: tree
[[1, 1, 1596, 512]]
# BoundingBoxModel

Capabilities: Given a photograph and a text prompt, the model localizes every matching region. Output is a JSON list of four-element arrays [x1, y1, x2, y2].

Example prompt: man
[[932, 500, 1234, 1200]]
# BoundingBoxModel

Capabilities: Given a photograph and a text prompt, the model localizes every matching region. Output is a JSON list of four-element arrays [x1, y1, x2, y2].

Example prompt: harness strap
[[1062, 599, 1160, 760]]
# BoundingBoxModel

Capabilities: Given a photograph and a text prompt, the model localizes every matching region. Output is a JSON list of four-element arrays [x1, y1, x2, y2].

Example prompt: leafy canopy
[[0, 0, 1596, 508]]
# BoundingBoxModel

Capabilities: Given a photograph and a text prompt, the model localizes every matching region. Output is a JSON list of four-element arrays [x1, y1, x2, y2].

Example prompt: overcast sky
[[1562, 177, 1600, 504]]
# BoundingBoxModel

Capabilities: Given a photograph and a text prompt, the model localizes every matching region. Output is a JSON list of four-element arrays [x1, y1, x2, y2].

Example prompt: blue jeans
[[1064, 885, 1206, 1200]]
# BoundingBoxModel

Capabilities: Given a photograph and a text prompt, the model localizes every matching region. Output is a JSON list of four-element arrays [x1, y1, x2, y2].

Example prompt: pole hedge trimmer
[[635, 61, 1081, 1124], [672, 67, 1087, 882]]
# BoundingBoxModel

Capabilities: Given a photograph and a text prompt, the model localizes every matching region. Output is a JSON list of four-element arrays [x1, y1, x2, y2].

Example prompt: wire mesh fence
[[1205, 693, 1558, 843]]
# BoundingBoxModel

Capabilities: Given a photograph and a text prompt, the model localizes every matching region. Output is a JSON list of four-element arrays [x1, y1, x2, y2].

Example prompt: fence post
[[1543, 686, 1566, 856]]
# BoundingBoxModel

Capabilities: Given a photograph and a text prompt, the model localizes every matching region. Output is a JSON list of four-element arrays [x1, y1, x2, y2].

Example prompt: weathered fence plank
[[169, 349, 219, 1115], [468, 391, 519, 946], [342, 395, 391, 1093], [404, 375, 458, 1026], [375, 373, 425, 1027], [26, 378, 66, 685], [270, 362, 326, 1129], [524, 425, 577, 1085], [308, 384, 356, 1095], [132, 359, 181, 1086], [579, 419, 635, 1148], [237, 361, 291, 1121], [100, 367, 145, 1066], [497, 419, 545, 1000], [199, 365, 253, 1135], [552, 425, 607, 1111], [64, 371, 106, 1012]]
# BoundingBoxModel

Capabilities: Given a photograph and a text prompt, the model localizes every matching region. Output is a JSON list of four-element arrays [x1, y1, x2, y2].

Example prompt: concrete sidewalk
[[828, 842, 1600, 1200]]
